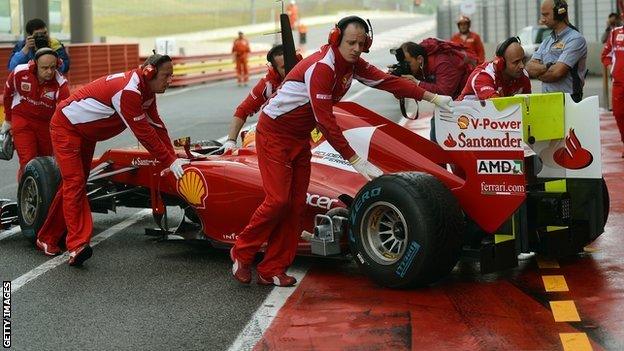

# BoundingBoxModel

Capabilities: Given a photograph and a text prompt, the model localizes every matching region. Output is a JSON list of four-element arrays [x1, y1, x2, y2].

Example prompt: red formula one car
[[14, 93, 608, 288]]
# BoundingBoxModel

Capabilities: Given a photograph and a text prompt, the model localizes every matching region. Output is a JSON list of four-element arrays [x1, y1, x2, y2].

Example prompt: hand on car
[[222, 139, 236, 152], [349, 155, 383, 181], [169, 158, 190, 179], [430, 94, 453, 112], [0, 121, 11, 134]]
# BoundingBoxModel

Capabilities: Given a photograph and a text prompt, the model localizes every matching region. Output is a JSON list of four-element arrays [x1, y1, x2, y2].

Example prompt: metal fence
[[437, 0, 619, 44]]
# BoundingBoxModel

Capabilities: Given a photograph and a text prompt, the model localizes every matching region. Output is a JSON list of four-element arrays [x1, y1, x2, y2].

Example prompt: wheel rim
[[360, 201, 408, 265], [20, 176, 39, 226]]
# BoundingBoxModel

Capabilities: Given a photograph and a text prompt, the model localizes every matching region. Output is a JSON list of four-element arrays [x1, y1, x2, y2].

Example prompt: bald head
[[502, 42, 525, 79]]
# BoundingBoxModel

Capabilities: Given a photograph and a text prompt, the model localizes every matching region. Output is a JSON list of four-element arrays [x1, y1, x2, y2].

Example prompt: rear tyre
[[348, 172, 465, 288], [17, 157, 61, 243]]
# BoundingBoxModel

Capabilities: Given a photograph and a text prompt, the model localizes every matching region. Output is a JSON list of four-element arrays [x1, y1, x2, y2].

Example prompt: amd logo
[[306, 193, 338, 210], [477, 159, 523, 175]]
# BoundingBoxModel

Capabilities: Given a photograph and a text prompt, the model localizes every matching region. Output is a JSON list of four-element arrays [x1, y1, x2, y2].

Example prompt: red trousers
[[37, 116, 96, 252], [233, 128, 311, 277], [11, 116, 53, 179], [235, 58, 249, 83], [613, 83, 624, 143]]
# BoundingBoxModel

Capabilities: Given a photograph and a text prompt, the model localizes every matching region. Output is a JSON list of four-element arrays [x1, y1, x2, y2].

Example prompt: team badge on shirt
[[553, 41, 565, 49], [20, 82, 31, 92], [42, 91, 55, 100]]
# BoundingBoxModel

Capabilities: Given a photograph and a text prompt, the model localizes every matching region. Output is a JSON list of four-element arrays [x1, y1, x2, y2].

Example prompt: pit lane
[[0, 16, 436, 350]]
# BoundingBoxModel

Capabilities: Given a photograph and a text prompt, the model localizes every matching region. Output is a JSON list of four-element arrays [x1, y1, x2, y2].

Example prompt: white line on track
[[0, 226, 21, 242], [227, 265, 309, 351], [11, 209, 150, 292]]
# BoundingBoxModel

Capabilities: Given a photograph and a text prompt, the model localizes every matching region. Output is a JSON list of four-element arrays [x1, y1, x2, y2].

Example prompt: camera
[[388, 47, 412, 76], [33, 32, 49, 50]]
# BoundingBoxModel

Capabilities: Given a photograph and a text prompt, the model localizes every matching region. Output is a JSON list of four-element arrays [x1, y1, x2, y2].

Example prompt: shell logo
[[457, 115, 469, 129], [177, 167, 208, 209]]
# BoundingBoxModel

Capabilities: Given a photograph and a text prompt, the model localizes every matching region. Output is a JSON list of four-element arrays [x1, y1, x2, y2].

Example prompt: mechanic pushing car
[[35, 54, 189, 266], [601, 16, 624, 157], [1, 48, 69, 179], [229, 15, 454, 287], [457, 37, 531, 101], [526, 0, 587, 102], [395, 39, 475, 141], [223, 44, 301, 152]]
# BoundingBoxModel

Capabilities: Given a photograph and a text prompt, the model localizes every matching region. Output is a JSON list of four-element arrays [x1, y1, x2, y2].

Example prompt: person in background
[[450, 15, 485, 64], [601, 19, 624, 157], [526, 0, 587, 102], [229, 16, 454, 287], [457, 37, 531, 101], [35, 54, 188, 266], [8, 18, 70, 74], [601, 12, 622, 44], [286, 0, 299, 29], [232, 31, 251, 87], [2, 48, 69, 178]]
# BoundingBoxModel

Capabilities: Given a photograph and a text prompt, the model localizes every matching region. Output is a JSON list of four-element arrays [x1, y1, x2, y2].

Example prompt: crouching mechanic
[[2, 48, 69, 179], [457, 37, 531, 101], [35, 54, 189, 266], [230, 16, 453, 287], [223, 45, 300, 151]]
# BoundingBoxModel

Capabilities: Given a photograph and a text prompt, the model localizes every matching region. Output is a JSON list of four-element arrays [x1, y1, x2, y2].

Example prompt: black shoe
[[68, 245, 93, 266]]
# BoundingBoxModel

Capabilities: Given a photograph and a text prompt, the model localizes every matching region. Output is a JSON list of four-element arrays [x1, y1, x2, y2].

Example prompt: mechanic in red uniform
[[450, 15, 485, 64], [232, 31, 251, 86], [601, 22, 624, 156], [35, 54, 190, 266], [1, 48, 69, 179], [457, 37, 531, 101], [230, 16, 454, 287], [223, 45, 294, 151]]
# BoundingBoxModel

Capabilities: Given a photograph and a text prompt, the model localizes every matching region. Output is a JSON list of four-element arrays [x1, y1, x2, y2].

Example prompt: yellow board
[[542, 275, 569, 292], [559, 333, 592, 351], [491, 93, 566, 142], [0, 105, 4, 123]]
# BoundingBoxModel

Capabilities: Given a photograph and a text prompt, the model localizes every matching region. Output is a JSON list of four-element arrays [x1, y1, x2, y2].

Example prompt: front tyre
[[17, 157, 61, 242], [349, 172, 465, 288]]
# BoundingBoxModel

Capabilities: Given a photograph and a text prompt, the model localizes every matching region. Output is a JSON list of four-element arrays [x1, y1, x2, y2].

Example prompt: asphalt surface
[[0, 16, 436, 351]]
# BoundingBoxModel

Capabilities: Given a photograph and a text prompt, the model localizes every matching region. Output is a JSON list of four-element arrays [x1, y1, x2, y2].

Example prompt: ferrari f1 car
[[14, 92, 608, 288]]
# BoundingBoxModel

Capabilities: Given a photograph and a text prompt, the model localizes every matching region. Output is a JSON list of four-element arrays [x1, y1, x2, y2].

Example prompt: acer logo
[[306, 193, 338, 210]]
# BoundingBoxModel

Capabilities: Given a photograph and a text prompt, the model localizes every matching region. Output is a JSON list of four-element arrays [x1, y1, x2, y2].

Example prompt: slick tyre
[[17, 156, 61, 242], [348, 172, 465, 288]]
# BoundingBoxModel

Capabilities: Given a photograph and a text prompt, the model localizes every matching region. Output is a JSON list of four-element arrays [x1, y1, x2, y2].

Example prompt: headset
[[553, 0, 568, 22], [30, 47, 62, 72], [327, 16, 373, 53], [141, 52, 172, 80], [266, 44, 284, 70], [494, 36, 521, 72]]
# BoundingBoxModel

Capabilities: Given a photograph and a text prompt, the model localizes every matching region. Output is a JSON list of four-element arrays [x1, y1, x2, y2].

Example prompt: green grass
[[91, 0, 424, 37]]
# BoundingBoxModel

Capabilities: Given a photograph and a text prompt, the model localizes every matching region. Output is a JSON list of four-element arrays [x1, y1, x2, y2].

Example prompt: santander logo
[[553, 129, 593, 169], [444, 134, 457, 148]]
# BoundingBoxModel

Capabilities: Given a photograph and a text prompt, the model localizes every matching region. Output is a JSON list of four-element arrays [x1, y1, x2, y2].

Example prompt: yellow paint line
[[550, 301, 581, 322], [559, 333, 592, 351], [542, 275, 569, 292], [537, 256, 560, 269]]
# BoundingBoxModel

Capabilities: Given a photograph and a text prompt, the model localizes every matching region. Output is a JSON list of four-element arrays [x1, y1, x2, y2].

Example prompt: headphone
[[30, 47, 62, 72], [327, 16, 373, 53], [141, 53, 172, 80], [494, 36, 521, 71], [266, 44, 284, 70], [553, 0, 568, 21]]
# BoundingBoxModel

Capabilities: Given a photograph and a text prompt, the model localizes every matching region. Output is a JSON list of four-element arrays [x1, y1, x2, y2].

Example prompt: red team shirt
[[259, 44, 425, 160], [234, 67, 282, 120], [54, 69, 176, 166], [3, 62, 69, 122], [457, 61, 531, 101], [602, 26, 624, 83]]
